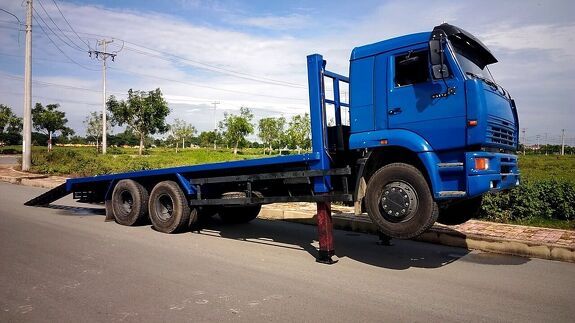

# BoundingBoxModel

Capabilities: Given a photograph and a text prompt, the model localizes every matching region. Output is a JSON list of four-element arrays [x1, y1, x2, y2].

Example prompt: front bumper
[[466, 151, 520, 197]]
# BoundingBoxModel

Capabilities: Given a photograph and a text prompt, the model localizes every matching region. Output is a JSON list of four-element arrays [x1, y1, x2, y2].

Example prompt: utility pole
[[521, 128, 526, 155], [212, 101, 220, 150], [22, 0, 33, 171], [89, 40, 116, 154], [561, 129, 565, 156]]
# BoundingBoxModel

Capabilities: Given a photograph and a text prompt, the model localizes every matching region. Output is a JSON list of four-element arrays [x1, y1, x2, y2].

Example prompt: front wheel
[[365, 163, 438, 239]]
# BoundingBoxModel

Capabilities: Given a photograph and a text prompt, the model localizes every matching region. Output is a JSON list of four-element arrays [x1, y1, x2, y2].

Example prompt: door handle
[[388, 107, 402, 115]]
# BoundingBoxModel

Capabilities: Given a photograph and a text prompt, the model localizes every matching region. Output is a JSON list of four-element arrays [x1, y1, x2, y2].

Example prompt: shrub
[[480, 179, 575, 222]]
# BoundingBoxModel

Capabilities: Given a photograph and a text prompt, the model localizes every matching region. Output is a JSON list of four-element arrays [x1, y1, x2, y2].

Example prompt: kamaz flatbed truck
[[26, 24, 520, 264]]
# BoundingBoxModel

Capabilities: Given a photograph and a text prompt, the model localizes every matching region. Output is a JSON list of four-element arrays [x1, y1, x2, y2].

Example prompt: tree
[[170, 118, 197, 153], [219, 107, 254, 155], [32, 103, 74, 151], [258, 116, 286, 155], [107, 88, 170, 155], [84, 111, 113, 152], [0, 104, 22, 134], [287, 113, 311, 153], [0, 104, 23, 145], [198, 131, 221, 148]]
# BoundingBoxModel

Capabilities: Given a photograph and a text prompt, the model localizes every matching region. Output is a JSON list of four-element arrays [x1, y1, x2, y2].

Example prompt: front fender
[[349, 129, 434, 152]]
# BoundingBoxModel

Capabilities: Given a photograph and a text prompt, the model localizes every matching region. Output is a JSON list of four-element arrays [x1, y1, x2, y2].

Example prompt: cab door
[[386, 45, 466, 151]]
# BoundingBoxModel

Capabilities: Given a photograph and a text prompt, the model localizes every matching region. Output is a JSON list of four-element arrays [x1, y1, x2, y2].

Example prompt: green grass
[[518, 154, 575, 182], [26, 146, 267, 177]]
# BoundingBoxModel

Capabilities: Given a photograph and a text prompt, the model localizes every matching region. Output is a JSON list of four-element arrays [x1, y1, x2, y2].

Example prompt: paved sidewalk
[[0, 163, 67, 189], [1, 160, 573, 263]]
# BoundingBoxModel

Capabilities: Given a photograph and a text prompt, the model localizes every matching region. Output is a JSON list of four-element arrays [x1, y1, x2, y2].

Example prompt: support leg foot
[[377, 232, 393, 246]]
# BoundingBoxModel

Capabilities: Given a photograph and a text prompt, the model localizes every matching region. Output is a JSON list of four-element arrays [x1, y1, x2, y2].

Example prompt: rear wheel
[[365, 163, 438, 239], [148, 181, 190, 233], [111, 179, 149, 226], [437, 196, 482, 225], [218, 192, 261, 224]]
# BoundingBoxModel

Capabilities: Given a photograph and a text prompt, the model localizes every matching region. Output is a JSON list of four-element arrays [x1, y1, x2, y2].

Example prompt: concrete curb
[[259, 207, 575, 263], [0, 175, 64, 189]]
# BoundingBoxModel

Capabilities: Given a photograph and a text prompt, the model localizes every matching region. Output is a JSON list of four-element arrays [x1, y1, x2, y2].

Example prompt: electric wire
[[0, 8, 22, 25], [108, 66, 306, 102], [36, 0, 86, 51], [32, 14, 99, 71], [50, 0, 90, 49], [33, 4, 85, 52]]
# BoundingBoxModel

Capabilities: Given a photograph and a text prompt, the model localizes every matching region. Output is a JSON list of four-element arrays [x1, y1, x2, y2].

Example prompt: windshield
[[449, 36, 495, 82]]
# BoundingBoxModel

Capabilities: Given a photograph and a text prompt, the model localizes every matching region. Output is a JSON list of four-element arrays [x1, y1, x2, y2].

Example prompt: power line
[[108, 66, 306, 102], [50, 0, 90, 49], [123, 46, 306, 89], [36, 0, 86, 51], [1, 71, 301, 115], [0, 71, 125, 95], [32, 5, 85, 53], [0, 8, 22, 25], [123, 41, 306, 88], [32, 13, 99, 71], [1, 18, 308, 89], [51, 27, 306, 88], [0, 89, 102, 106]]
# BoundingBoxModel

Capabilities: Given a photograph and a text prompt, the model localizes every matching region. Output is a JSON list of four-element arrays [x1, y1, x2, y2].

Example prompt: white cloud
[[1, 0, 573, 139], [238, 13, 312, 30], [482, 23, 575, 59]]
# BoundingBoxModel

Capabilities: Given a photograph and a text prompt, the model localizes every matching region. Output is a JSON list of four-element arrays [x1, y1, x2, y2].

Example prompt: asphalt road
[[0, 155, 18, 165], [1, 182, 573, 322]]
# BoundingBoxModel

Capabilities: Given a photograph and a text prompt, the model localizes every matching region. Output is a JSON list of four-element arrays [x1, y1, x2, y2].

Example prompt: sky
[[0, 0, 574, 145]]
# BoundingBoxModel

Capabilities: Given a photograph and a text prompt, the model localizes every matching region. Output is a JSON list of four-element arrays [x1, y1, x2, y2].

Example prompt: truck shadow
[[44, 204, 530, 269], [192, 217, 528, 270]]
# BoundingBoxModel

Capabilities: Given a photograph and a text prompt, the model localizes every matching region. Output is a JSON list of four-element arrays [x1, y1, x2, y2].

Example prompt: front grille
[[487, 117, 516, 148]]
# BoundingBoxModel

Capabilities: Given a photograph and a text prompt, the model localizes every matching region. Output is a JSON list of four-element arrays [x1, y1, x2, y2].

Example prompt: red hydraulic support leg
[[316, 200, 337, 264]]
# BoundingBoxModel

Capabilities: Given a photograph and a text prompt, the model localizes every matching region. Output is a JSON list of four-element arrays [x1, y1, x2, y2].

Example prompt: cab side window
[[394, 50, 430, 87]]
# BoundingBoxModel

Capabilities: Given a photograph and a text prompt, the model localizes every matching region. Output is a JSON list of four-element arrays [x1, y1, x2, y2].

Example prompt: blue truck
[[26, 24, 519, 263]]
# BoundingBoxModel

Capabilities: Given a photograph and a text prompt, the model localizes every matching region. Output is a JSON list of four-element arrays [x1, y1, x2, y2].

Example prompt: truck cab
[[345, 23, 519, 236]]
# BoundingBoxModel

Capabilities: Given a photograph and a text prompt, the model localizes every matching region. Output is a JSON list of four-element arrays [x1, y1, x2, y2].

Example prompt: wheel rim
[[120, 190, 133, 214], [379, 181, 418, 223], [156, 194, 174, 221]]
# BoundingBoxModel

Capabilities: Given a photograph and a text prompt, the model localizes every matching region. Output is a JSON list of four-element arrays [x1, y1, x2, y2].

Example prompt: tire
[[437, 196, 482, 225], [148, 181, 190, 233], [365, 163, 438, 239], [111, 179, 149, 226], [218, 192, 261, 224]]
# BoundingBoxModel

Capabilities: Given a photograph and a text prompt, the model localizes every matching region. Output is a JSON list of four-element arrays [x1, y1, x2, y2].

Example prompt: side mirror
[[429, 39, 442, 65], [429, 38, 449, 79], [432, 64, 449, 79]]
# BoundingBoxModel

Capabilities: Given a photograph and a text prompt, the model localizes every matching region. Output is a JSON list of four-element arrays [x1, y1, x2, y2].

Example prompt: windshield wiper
[[466, 71, 505, 91]]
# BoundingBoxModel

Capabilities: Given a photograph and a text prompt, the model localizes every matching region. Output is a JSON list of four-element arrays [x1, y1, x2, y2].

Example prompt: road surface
[[0, 182, 573, 322]]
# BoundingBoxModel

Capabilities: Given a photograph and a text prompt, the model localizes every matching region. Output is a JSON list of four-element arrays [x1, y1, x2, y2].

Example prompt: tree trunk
[[234, 140, 238, 155], [96, 137, 99, 152], [182, 138, 185, 150], [269, 144, 272, 155], [48, 131, 52, 152], [139, 134, 144, 155], [175, 141, 178, 153]]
